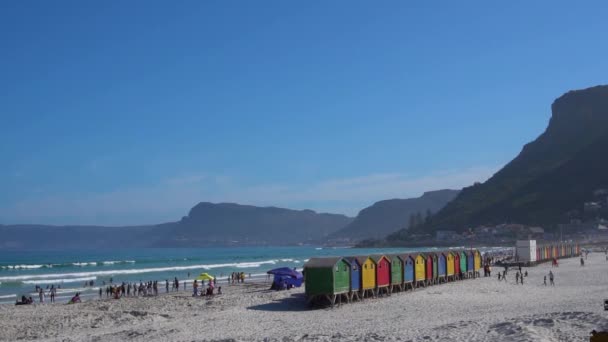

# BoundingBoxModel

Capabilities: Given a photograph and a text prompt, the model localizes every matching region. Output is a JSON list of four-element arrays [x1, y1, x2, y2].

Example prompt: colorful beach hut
[[388, 254, 403, 293], [432, 253, 438, 285], [473, 250, 481, 276], [371, 255, 391, 296], [454, 251, 461, 280], [446, 251, 455, 281], [466, 251, 475, 278], [414, 253, 426, 287], [344, 257, 361, 301], [459, 251, 468, 278], [304, 257, 351, 306], [437, 252, 447, 283], [425, 254, 434, 286], [356, 256, 377, 298], [402, 254, 415, 290]]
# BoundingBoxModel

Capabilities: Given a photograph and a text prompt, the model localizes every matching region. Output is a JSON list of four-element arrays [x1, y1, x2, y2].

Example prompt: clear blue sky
[[1, 1, 607, 225]]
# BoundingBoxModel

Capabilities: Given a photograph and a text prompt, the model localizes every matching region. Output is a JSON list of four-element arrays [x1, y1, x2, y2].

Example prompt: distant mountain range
[[394, 85, 608, 240], [164, 202, 353, 246], [329, 190, 459, 241], [0, 203, 352, 249], [0, 190, 462, 249]]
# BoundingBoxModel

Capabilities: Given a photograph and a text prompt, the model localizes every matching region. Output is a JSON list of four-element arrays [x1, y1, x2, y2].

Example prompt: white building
[[515, 240, 537, 262]]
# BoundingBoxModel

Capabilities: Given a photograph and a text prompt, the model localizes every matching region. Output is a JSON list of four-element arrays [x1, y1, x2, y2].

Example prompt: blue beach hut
[[401, 254, 415, 290], [467, 251, 475, 278], [438, 252, 447, 283], [345, 256, 362, 301]]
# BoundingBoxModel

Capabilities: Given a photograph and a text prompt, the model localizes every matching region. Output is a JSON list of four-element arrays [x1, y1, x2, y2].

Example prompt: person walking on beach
[[549, 271, 554, 286], [580, 257, 585, 267], [99, 287, 103, 298], [166, 279, 169, 293], [498, 273, 501, 281], [543, 275, 547, 286], [515, 272, 520, 284], [38, 288, 44, 303], [520, 273, 524, 285]]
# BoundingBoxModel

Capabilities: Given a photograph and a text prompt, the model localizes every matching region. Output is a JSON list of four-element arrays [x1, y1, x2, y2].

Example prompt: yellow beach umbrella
[[196, 273, 215, 281]]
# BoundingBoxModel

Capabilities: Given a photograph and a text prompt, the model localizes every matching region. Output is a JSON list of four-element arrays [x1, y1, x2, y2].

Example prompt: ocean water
[[0, 246, 507, 304]]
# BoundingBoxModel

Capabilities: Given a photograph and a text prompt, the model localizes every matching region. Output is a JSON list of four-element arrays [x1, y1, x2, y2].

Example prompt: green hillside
[[400, 85, 608, 238]]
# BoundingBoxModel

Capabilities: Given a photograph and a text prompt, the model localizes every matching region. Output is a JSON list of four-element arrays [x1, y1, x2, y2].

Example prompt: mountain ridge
[[330, 189, 460, 241], [400, 85, 608, 237]]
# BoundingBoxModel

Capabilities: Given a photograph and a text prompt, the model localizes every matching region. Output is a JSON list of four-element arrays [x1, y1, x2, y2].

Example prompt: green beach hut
[[304, 257, 351, 306], [387, 254, 403, 293]]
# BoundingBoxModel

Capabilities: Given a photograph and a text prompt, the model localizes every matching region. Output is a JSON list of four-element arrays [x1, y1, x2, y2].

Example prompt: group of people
[[229, 272, 246, 284], [543, 270, 555, 286], [16, 285, 75, 305], [191, 279, 221, 297], [482, 264, 492, 277], [494, 264, 556, 286], [32, 285, 58, 303], [100, 280, 160, 299]]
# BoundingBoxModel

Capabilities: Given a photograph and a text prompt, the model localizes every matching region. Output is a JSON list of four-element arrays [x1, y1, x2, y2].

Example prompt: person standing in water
[[50, 285, 56, 303]]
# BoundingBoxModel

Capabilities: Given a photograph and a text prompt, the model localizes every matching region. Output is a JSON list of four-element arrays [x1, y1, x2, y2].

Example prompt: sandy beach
[[1, 252, 607, 342]]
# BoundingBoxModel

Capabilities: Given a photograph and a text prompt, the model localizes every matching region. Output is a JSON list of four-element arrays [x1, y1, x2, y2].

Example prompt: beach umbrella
[[196, 273, 215, 281]]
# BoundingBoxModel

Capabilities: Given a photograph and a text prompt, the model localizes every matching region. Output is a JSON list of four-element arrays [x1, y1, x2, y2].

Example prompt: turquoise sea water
[[0, 246, 506, 304]]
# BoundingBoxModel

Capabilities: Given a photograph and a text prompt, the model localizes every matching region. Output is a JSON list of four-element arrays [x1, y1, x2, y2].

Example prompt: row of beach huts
[[304, 250, 482, 306], [535, 243, 580, 261], [304, 243, 581, 306]]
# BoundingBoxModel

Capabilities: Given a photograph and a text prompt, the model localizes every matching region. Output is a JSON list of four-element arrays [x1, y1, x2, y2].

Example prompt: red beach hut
[[454, 252, 461, 280], [371, 255, 391, 296], [425, 254, 434, 286]]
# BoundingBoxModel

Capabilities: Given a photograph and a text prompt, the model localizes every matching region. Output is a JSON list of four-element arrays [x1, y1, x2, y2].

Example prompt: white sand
[[1, 252, 607, 341]]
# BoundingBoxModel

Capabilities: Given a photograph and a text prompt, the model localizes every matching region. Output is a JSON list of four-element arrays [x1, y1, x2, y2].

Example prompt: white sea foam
[[1, 264, 45, 270], [0, 260, 282, 282], [101, 260, 136, 265], [0, 294, 15, 299], [72, 262, 96, 267], [22, 276, 97, 285]]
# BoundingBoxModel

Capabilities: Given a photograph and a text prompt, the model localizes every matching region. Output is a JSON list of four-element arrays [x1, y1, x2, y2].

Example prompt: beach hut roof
[[400, 253, 415, 261], [353, 256, 374, 265], [304, 257, 348, 268], [370, 254, 388, 263], [386, 254, 403, 261]]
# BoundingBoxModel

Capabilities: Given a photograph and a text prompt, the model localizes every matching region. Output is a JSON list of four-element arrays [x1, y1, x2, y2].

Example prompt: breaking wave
[[0, 259, 290, 282], [22, 276, 97, 285]]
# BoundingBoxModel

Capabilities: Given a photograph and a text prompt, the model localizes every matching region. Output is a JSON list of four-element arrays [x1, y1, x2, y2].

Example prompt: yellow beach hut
[[446, 251, 455, 281], [473, 250, 482, 276], [355, 256, 376, 298], [414, 253, 426, 288]]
